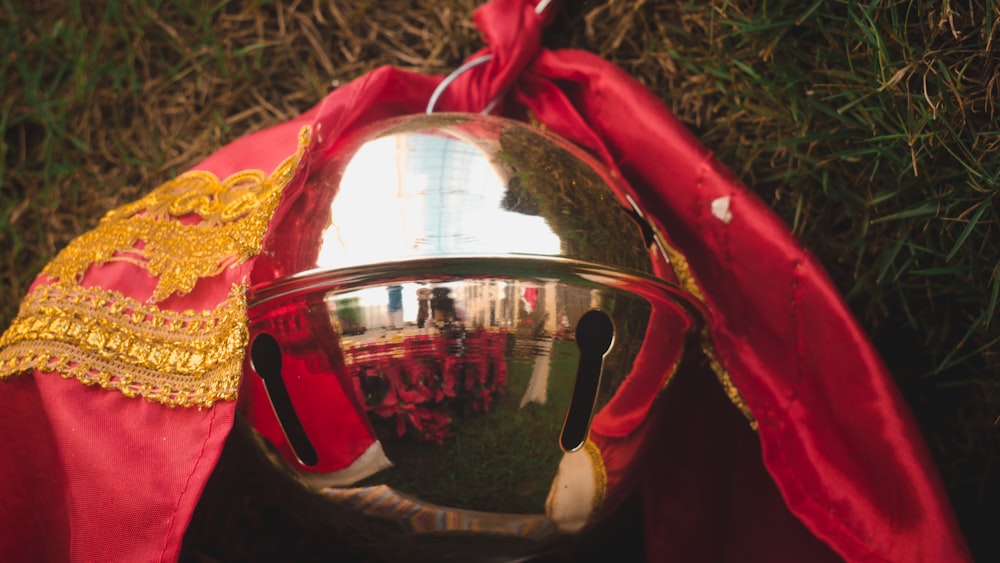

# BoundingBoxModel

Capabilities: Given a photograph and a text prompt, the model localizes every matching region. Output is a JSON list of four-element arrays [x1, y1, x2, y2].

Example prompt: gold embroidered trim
[[1, 127, 311, 405], [654, 229, 757, 428], [583, 440, 607, 512], [657, 234, 706, 303], [0, 283, 247, 407], [702, 329, 758, 430], [658, 354, 682, 394], [41, 127, 311, 302]]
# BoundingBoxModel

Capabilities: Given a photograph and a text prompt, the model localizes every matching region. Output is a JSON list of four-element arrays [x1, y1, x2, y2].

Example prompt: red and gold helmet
[[241, 113, 704, 559]]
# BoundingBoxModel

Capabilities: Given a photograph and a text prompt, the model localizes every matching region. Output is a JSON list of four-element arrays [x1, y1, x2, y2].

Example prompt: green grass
[[2, 0, 998, 559], [556, 2, 998, 555], [361, 338, 579, 514], [1, 1, 268, 307], [634, 1, 1000, 382]]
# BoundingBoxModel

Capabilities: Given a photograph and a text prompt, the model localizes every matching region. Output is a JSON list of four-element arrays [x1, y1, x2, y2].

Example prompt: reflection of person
[[522, 286, 538, 314], [387, 285, 403, 329], [556, 309, 571, 339], [416, 286, 431, 328], [430, 287, 456, 327]]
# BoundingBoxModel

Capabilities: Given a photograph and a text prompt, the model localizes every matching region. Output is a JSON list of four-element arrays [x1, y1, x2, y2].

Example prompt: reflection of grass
[[497, 126, 651, 276], [359, 339, 580, 514]]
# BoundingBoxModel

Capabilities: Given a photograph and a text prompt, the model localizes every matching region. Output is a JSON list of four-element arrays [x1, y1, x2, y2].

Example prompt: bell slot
[[560, 309, 614, 452], [250, 333, 319, 466]]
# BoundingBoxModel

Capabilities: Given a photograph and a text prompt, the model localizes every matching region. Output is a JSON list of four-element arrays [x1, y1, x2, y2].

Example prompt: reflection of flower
[[349, 328, 508, 444]]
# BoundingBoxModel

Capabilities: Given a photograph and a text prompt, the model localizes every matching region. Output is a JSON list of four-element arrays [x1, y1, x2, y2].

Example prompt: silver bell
[[242, 113, 704, 558]]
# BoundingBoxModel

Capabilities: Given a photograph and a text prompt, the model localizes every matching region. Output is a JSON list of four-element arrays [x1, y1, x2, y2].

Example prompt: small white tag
[[711, 196, 733, 224]]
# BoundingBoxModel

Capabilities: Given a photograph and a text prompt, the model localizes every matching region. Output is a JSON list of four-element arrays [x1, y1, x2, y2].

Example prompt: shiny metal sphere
[[242, 113, 703, 559]]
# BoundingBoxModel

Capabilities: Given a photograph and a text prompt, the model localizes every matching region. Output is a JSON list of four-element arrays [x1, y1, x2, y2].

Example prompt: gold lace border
[[654, 228, 757, 428], [0, 283, 247, 407], [41, 126, 310, 303]]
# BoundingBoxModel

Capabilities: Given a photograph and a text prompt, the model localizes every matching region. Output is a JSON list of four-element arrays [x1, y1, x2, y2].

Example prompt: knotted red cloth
[[0, 0, 969, 561]]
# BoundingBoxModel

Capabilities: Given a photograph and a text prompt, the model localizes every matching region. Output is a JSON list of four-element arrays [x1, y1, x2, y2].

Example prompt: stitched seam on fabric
[[775, 431, 894, 561], [648, 165, 755, 426], [159, 405, 217, 563], [791, 256, 805, 396], [695, 159, 706, 228], [690, 176, 893, 557], [713, 186, 758, 426], [781, 255, 890, 560]]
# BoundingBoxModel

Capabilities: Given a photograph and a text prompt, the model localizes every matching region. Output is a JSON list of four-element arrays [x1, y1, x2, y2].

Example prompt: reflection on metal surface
[[242, 113, 704, 556], [316, 131, 562, 269], [560, 309, 614, 453], [261, 112, 652, 281], [324, 484, 558, 538]]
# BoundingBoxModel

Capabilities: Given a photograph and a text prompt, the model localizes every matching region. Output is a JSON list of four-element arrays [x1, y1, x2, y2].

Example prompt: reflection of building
[[409, 135, 481, 256], [317, 131, 562, 270], [408, 134, 562, 258], [329, 279, 597, 344], [459, 280, 592, 335], [324, 276, 620, 426]]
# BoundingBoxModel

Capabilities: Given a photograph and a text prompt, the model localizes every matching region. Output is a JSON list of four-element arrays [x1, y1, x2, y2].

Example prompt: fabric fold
[[0, 1, 969, 561]]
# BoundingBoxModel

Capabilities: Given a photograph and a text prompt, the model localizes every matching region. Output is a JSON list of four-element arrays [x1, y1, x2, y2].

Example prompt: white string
[[425, 0, 554, 115], [425, 54, 494, 114]]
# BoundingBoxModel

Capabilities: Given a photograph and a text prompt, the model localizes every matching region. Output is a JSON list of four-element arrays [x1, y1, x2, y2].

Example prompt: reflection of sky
[[316, 132, 560, 270]]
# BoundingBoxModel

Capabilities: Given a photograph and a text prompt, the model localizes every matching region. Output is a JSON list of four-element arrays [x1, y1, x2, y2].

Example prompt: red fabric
[[512, 50, 970, 561], [0, 0, 969, 560], [591, 294, 692, 439], [0, 375, 70, 562], [244, 300, 379, 473], [0, 256, 249, 561], [0, 283, 238, 561], [35, 378, 233, 562], [466, 2, 967, 560], [638, 354, 845, 562]]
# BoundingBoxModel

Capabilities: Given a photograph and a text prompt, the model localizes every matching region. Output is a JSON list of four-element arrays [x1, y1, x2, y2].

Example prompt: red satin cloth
[[0, 0, 969, 561]]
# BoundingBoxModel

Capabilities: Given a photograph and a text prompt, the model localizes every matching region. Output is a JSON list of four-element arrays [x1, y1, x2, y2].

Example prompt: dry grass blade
[[1, 0, 997, 560]]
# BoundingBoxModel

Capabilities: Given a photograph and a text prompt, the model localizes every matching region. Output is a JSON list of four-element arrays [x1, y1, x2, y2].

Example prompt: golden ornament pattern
[[41, 126, 311, 302], [0, 283, 247, 407], [702, 331, 758, 430], [654, 227, 757, 428], [0, 126, 312, 405]]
